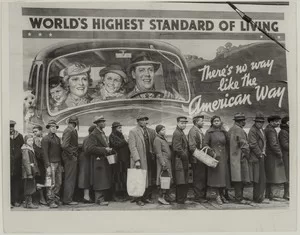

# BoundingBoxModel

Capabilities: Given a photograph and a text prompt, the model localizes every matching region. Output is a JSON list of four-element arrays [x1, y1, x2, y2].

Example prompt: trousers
[[63, 158, 77, 203], [176, 184, 189, 203], [233, 182, 244, 201], [192, 162, 207, 199]]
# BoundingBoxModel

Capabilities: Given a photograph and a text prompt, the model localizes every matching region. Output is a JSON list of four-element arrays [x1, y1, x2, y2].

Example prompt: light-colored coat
[[228, 123, 251, 183], [128, 125, 156, 187]]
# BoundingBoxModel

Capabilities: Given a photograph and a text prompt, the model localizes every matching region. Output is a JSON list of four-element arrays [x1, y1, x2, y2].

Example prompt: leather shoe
[[83, 198, 93, 204], [65, 201, 78, 205], [142, 198, 153, 204], [99, 201, 109, 206], [194, 198, 208, 203], [13, 202, 21, 207], [136, 200, 145, 206]]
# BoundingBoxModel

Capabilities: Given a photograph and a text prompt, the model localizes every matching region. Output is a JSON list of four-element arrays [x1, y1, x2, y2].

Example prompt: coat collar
[[93, 127, 108, 147], [10, 130, 20, 139], [252, 124, 265, 141], [207, 125, 227, 133]]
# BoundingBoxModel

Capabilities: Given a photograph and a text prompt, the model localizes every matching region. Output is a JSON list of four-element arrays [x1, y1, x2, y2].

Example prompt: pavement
[[12, 185, 289, 211]]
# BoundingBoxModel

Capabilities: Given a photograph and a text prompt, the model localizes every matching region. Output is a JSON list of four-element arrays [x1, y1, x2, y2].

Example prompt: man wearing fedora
[[188, 114, 208, 203], [127, 52, 183, 100], [62, 116, 80, 205], [128, 112, 157, 206], [41, 120, 63, 208], [265, 115, 287, 201], [228, 113, 251, 204], [248, 112, 267, 203], [86, 116, 113, 206], [172, 116, 190, 204], [10, 120, 24, 207]]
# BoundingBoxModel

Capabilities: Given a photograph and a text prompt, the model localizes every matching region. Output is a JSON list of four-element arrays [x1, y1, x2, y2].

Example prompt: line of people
[[10, 111, 289, 208]]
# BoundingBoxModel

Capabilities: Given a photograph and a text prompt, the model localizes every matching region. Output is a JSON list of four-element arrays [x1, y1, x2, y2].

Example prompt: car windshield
[[47, 48, 190, 114]]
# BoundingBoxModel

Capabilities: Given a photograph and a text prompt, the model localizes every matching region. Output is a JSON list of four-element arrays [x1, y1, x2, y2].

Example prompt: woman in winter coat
[[22, 134, 40, 209], [109, 122, 130, 201], [203, 116, 231, 205]]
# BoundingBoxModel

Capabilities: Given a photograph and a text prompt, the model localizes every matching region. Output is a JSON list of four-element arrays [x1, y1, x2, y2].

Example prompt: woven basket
[[193, 146, 219, 168]]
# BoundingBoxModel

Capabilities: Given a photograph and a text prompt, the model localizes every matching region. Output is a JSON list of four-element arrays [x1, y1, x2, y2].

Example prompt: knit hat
[[155, 124, 165, 134]]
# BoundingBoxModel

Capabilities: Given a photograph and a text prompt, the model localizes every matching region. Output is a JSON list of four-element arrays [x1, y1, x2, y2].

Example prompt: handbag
[[193, 146, 219, 168], [127, 168, 147, 197]]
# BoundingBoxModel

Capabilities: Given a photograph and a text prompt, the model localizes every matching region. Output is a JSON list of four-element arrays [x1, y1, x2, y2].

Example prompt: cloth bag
[[193, 146, 219, 168], [127, 168, 147, 197]]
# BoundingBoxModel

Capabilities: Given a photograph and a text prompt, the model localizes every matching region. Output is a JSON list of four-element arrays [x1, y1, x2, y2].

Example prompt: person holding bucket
[[153, 125, 174, 205]]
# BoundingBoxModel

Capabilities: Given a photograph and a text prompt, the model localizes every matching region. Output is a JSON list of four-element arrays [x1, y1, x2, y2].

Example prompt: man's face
[[138, 118, 148, 128], [132, 65, 155, 90], [97, 121, 106, 129], [177, 119, 187, 130], [196, 118, 204, 128], [33, 128, 42, 137], [159, 127, 166, 136], [271, 119, 281, 128], [237, 120, 246, 127], [50, 85, 67, 104], [254, 121, 264, 129], [49, 125, 57, 134], [116, 126, 122, 133], [10, 125, 15, 135]]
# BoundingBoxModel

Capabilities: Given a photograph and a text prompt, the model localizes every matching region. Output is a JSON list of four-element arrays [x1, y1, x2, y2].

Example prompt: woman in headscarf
[[203, 115, 231, 205]]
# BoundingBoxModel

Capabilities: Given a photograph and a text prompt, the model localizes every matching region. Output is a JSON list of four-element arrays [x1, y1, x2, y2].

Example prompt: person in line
[[109, 122, 131, 201], [127, 52, 183, 100], [248, 112, 267, 203], [228, 113, 251, 204], [188, 115, 208, 203], [62, 116, 80, 205], [265, 115, 287, 201], [78, 125, 97, 203], [203, 116, 231, 205], [41, 120, 63, 208], [172, 116, 190, 204], [32, 125, 47, 205], [92, 64, 128, 102], [128, 113, 157, 206], [86, 116, 113, 206], [279, 116, 289, 201], [21, 134, 40, 209], [10, 120, 24, 208], [63, 62, 93, 107], [153, 124, 174, 205]]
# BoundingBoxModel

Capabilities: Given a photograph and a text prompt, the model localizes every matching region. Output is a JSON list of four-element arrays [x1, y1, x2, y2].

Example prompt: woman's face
[[50, 85, 67, 104], [213, 118, 221, 127], [68, 73, 88, 98], [116, 126, 122, 133], [26, 137, 34, 147], [103, 72, 123, 93]]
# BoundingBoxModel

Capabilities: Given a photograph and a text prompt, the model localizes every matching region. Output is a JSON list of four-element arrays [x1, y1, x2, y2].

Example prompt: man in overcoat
[[188, 115, 207, 203], [86, 116, 113, 206], [128, 113, 156, 206], [248, 112, 267, 203], [228, 113, 251, 204], [62, 115, 79, 205], [265, 115, 287, 201], [279, 116, 289, 200], [10, 120, 24, 207], [172, 116, 190, 204]]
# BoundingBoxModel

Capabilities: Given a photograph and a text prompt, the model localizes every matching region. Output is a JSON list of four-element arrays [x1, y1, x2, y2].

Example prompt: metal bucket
[[106, 154, 117, 164], [160, 170, 171, 189]]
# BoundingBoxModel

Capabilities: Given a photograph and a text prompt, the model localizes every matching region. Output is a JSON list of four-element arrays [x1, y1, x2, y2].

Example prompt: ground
[[12, 184, 289, 211]]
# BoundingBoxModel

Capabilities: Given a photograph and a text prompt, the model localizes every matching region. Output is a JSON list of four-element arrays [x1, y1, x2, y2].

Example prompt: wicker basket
[[193, 146, 219, 168]]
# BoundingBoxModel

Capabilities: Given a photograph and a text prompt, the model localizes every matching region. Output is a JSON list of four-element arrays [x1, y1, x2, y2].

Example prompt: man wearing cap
[[63, 62, 92, 108], [265, 115, 286, 201], [228, 113, 251, 204], [188, 115, 208, 203], [128, 112, 157, 206], [172, 116, 190, 204], [61, 115, 79, 205], [10, 120, 24, 207], [41, 120, 63, 208], [91, 64, 128, 102], [248, 112, 267, 203], [86, 116, 113, 206], [127, 52, 184, 100]]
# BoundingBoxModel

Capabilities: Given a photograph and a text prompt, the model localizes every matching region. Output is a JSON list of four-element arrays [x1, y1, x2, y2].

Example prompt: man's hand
[[162, 164, 167, 171], [135, 160, 141, 169], [105, 147, 112, 153]]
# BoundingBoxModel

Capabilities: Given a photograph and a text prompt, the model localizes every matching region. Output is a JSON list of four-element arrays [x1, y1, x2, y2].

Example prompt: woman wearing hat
[[92, 64, 128, 102], [63, 62, 93, 108], [203, 116, 231, 205], [109, 122, 130, 201]]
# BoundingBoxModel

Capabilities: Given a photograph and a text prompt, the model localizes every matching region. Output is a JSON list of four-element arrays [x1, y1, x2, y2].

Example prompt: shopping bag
[[127, 168, 147, 197], [193, 146, 219, 168]]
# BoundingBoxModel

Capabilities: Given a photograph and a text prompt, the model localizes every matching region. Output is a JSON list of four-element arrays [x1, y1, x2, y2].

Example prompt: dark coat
[[21, 144, 40, 179], [78, 135, 91, 189], [153, 134, 172, 185], [109, 130, 130, 166], [86, 127, 111, 191], [172, 127, 189, 185], [41, 132, 62, 167], [228, 123, 251, 183], [248, 125, 266, 183], [62, 126, 79, 161], [279, 124, 289, 182], [10, 131, 24, 177], [204, 126, 231, 188], [33, 137, 46, 183], [264, 124, 286, 184]]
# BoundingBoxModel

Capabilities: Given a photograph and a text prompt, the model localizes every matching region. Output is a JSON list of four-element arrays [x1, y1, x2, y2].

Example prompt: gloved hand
[[135, 160, 141, 169]]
